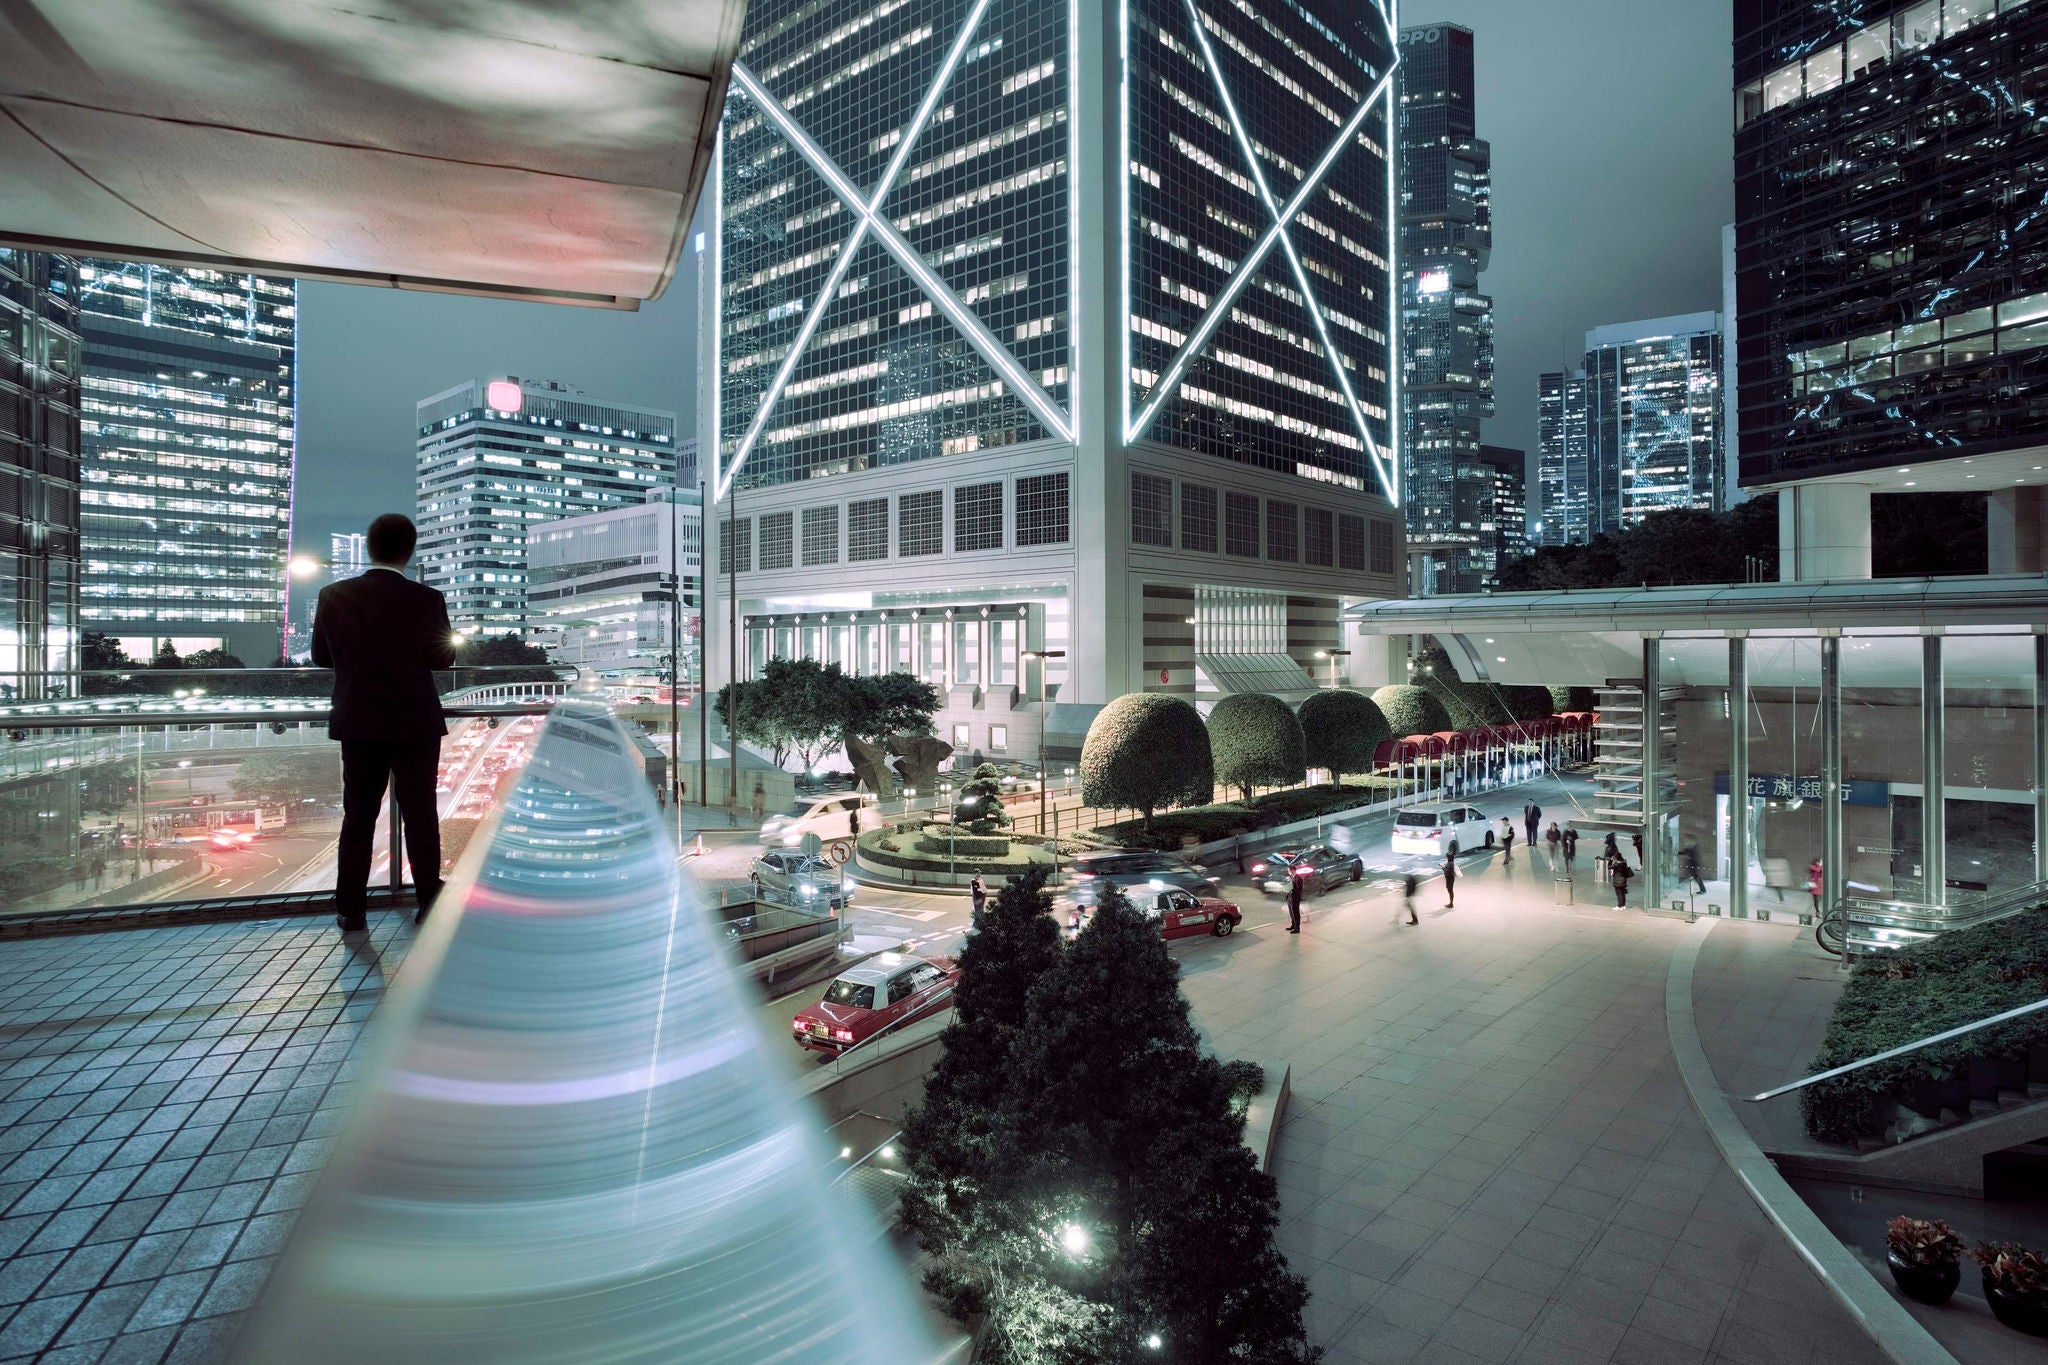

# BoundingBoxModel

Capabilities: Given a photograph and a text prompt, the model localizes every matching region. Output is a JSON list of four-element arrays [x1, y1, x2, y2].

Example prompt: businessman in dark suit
[[312, 514, 457, 933]]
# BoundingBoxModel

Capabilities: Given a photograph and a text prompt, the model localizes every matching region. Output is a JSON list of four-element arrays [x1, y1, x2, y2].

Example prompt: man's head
[[366, 514, 417, 567]]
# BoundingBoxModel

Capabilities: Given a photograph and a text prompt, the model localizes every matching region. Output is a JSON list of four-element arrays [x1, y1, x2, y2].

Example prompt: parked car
[[1389, 802, 1495, 857], [1142, 887, 1244, 939], [759, 791, 880, 846], [792, 954, 959, 1056], [1068, 849, 1219, 907], [748, 849, 854, 910], [1250, 845, 1363, 896]]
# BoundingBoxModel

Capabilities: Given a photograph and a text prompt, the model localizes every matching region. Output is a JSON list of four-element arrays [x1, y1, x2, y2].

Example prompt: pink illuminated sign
[[486, 380, 523, 412]]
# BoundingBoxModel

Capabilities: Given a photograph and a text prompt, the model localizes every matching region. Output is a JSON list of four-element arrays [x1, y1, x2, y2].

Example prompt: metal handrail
[[0, 699, 564, 732], [1839, 876, 2048, 929], [1746, 995, 2048, 1102]]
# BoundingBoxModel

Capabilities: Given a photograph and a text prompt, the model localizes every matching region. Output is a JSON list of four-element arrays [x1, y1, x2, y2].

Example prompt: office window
[[1017, 472, 1070, 547], [1304, 507, 1334, 566], [1267, 501, 1298, 563], [952, 722, 971, 748], [759, 511, 794, 570], [953, 619, 981, 684], [717, 517, 752, 575], [1338, 513, 1366, 571], [921, 621, 946, 685], [801, 506, 839, 566], [1181, 483, 1217, 552], [1370, 517, 1395, 574], [990, 724, 1008, 752], [990, 618, 1017, 686], [1224, 492, 1260, 558], [900, 490, 943, 556], [848, 498, 889, 561], [1132, 472, 1173, 546], [801, 625, 823, 659], [955, 482, 1004, 551]]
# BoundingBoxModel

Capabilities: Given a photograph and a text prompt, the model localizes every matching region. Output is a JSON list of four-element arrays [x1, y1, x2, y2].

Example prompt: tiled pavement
[[0, 916, 412, 1364], [1175, 852, 1879, 1365], [0, 850, 1890, 1365]]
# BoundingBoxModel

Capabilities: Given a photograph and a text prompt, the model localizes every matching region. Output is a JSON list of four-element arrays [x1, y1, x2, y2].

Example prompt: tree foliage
[[230, 751, 336, 810], [1411, 642, 1510, 731], [715, 659, 940, 772], [1207, 693, 1305, 802], [1548, 684, 1596, 713], [956, 762, 1012, 832], [1079, 694, 1212, 829], [1297, 689, 1391, 783], [1369, 684, 1451, 738], [903, 885, 1319, 1364]]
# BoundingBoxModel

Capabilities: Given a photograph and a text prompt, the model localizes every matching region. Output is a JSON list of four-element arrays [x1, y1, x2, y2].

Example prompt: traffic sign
[[827, 838, 854, 865], [800, 832, 823, 857]]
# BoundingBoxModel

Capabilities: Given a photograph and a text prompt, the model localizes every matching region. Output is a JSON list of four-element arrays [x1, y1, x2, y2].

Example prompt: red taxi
[[793, 953, 959, 1056], [1143, 887, 1243, 939]]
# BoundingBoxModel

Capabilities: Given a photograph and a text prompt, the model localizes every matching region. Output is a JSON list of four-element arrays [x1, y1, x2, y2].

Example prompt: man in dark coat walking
[[313, 514, 457, 934], [1523, 799, 1541, 851], [1286, 868, 1304, 933]]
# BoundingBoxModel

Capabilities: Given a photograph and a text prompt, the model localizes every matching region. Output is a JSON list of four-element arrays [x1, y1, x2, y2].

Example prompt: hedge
[[1801, 908, 2048, 1143], [1093, 780, 1395, 852], [912, 830, 1013, 859], [1370, 685, 1452, 737], [1080, 693, 1213, 825], [1208, 693, 1306, 799], [1298, 689, 1392, 780]]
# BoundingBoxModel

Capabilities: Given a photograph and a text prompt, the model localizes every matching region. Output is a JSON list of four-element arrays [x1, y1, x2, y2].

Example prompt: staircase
[[1588, 681, 1674, 828]]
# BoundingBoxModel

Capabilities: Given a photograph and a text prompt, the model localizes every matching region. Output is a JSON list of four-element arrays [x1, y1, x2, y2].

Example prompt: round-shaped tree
[[1298, 689, 1391, 785], [1549, 683, 1596, 713], [1080, 694, 1213, 829], [1370, 684, 1452, 738], [1207, 693, 1305, 802]]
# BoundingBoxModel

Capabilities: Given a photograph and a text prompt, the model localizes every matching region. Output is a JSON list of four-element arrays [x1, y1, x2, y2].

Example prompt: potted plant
[[1884, 1217, 1964, 1305], [1973, 1243, 2048, 1336]]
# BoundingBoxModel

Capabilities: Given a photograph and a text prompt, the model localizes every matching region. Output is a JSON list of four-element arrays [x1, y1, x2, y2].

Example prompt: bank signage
[[1712, 772, 1889, 807]]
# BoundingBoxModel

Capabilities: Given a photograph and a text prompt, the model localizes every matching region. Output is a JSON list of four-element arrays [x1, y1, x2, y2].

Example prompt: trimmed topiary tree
[[1549, 683, 1596, 713], [1298, 689, 1391, 785], [1208, 693, 1306, 802], [1080, 693, 1213, 829], [1412, 642, 1510, 730], [1370, 684, 1452, 737]]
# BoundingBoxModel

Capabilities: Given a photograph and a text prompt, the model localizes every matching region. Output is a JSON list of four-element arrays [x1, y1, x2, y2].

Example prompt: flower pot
[[1887, 1251, 1959, 1306], [1984, 1275, 2048, 1337]]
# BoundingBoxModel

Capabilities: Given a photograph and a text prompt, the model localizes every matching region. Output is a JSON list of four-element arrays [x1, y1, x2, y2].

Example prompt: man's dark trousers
[[336, 740, 444, 921]]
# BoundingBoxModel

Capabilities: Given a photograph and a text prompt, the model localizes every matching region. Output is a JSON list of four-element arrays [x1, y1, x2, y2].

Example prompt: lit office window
[[1016, 472, 1069, 546], [718, 518, 752, 575], [759, 511, 794, 570], [848, 498, 889, 561], [801, 506, 839, 566], [955, 482, 1004, 552], [900, 490, 943, 556]]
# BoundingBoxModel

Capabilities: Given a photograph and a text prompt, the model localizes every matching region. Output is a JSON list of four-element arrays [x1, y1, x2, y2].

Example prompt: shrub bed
[[857, 829, 1050, 876], [911, 829, 1011, 859], [1801, 908, 2048, 1143], [1093, 780, 1396, 852]]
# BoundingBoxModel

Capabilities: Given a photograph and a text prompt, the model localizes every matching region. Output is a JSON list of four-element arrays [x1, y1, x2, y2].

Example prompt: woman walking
[[1807, 857, 1824, 915], [1499, 817, 1515, 865], [1545, 821, 1562, 867], [1401, 872, 1419, 926], [1442, 853, 1457, 909]]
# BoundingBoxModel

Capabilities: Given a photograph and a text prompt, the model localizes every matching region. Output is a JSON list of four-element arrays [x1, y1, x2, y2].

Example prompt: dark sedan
[[1250, 844, 1363, 896]]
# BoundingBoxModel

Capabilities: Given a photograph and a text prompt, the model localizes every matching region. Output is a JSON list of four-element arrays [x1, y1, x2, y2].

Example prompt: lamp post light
[[1314, 647, 1351, 688], [1020, 648, 1065, 834], [951, 795, 979, 876]]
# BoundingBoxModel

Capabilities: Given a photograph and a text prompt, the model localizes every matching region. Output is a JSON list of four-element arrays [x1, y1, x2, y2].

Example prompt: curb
[[1663, 917, 1956, 1365]]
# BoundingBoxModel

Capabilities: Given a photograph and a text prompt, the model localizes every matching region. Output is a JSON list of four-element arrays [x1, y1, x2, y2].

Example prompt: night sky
[[289, 0, 1733, 556]]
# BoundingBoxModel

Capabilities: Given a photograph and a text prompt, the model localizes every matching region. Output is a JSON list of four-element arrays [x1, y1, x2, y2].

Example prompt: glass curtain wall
[[1840, 635, 1921, 903], [1660, 638, 1729, 900], [1943, 633, 2036, 899], [1744, 637, 1823, 921]]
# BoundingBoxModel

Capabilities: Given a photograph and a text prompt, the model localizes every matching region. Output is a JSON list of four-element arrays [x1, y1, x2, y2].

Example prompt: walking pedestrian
[[1562, 824, 1578, 873], [1523, 799, 1542, 850], [970, 873, 988, 915], [1807, 857, 1824, 915], [91, 856, 105, 889], [1545, 821, 1561, 867], [1402, 872, 1419, 925], [313, 512, 456, 934], [1611, 858, 1632, 908], [1631, 829, 1644, 866], [1286, 868, 1304, 933], [1499, 817, 1515, 865], [1763, 856, 1792, 902], [1442, 853, 1457, 908], [1681, 842, 1706, 894]]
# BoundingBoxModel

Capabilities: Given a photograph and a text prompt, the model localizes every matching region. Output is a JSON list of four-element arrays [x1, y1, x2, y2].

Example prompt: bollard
[[1552, 876, 1573, 905]]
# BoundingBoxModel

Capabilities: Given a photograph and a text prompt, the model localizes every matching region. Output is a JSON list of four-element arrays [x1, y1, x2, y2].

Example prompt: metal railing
[[1833, 875, 2048, 952], [1746, 995, 2048, 1103]]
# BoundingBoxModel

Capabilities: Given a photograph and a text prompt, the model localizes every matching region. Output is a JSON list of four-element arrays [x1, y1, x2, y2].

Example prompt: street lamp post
[[951, 795, 979, 877], [1313, 647, 1351, 688], [1021, 649, 1065, 835]]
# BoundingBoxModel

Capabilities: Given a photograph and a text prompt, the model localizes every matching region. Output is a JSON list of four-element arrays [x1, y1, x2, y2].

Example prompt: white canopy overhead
[[0, 0, 745, 308]]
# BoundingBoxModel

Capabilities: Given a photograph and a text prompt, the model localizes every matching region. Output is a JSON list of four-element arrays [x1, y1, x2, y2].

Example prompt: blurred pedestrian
[[1681, 843, 1705, 894], [1763, 856, 1791, 902], [1562, 824, 1578, 874], [1286, 868, 1304, 933], [1545, 821, 1561, 866], [1611, 858, 1631, 908], [1442, 853, 1457, 908], [970, 873, 987, 915], [1807, 857, 1824, 915], [91, 856, 105, 889], [1631, 829, 1643, 866], [1402, 872, 1419, 925], [1499, 818, 1515, 865]]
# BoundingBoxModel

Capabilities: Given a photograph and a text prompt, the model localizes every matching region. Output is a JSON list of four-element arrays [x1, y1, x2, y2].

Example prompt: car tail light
[[1250, 863, 1266, 874], [832, 1028, 855, 1043], [793, 1017, 807, 1032]]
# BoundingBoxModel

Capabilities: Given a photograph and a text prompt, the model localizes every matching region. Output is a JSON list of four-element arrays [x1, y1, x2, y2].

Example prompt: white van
[[1390, 802, 1494, 857], [759, 791, 881, 846]]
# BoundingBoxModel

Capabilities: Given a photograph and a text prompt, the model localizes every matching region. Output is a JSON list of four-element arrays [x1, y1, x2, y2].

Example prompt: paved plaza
[[0, 828, 1926, 1364]]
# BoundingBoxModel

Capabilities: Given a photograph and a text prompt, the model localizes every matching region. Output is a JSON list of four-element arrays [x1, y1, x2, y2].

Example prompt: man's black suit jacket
[[311, 568, 458, 744]]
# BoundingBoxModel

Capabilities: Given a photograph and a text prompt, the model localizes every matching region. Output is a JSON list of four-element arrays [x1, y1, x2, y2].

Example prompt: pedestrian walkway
[[1174, 846, 1879, 1365]]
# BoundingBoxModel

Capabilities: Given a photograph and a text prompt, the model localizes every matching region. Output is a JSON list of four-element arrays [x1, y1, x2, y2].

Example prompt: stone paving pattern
[[0, 918, 411, 1364]]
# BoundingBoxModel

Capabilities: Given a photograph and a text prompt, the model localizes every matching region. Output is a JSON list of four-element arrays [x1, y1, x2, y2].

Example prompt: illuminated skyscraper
[[1397, 22, 1495, 594], [0, 250, 82, 698], [73, 261, 296, 663], [707, 0, 1404, 752], [416, 378, 683, 638], [1475, 444, 1525, 581], [1538, 313, 1725, 545]]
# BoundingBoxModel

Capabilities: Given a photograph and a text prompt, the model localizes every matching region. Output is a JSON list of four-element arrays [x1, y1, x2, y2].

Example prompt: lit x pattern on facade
[[716, 0, 1075, 499], [1124, 0, 1399, 501]]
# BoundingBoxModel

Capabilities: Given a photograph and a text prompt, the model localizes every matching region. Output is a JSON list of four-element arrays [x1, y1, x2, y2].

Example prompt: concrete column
[[1641, 637, 1663, 908], [2035, 633, 2048, 884], [1728, 635, 1748, 921], [1779, 482, 1873, 581], [1820, 633, 1842, 924], [1922, 634, 1945, 905], [1346, 631, 1409, 689], [1988, 487, 2047, 575]]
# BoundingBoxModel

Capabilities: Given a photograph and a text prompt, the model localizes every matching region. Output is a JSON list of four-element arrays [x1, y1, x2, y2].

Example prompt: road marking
[[862, 907, 946, 921]]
